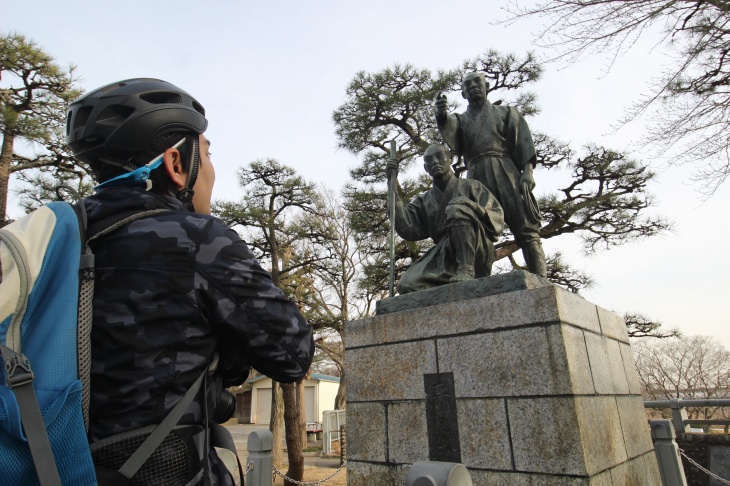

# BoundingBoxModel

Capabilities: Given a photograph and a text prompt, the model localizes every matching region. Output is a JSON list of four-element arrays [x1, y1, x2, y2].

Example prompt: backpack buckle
[[4, 353, 34, 388]]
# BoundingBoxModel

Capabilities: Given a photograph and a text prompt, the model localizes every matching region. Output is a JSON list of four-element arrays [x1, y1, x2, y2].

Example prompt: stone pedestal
[[345, 272, 661, 485]]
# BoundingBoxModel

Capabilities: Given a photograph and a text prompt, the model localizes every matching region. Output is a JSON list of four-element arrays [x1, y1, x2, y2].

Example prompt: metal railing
[[644, 398, 730, 434]]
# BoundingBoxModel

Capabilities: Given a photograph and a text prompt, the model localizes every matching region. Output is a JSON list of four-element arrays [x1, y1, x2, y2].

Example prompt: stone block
[[561, 325, 595, 395], [347, 341, 437, 401], [469, 470, 592, 485], [587, 470, 613, 486], [348, 285, 563, 348], [608, 453, 654, 485], [642, 450, 662, 485], [574, 396, 628, 474], [619, 342, 643, 395], [554, 287, 601, 334], [347, 461, 408, 486], [616, 395, 654, 458], [584, 331, 614, 395], [438, 325, 583, 398], [349, 285, 604, 349], [387, 401, 428, 464], [509, 397, 588, 476], [456, 399, 512, 470], [596, 306, 629, 343], [347, 402, 386, 462], [604, 338, 630, 395]]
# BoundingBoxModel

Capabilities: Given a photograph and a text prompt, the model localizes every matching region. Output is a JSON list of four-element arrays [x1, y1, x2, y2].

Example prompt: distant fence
[[322, 409, 346, 455]]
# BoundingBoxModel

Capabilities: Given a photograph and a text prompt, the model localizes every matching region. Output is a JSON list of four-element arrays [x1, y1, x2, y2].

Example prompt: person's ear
[[162, 148, 186, 190], [461, 87, 467, 100]]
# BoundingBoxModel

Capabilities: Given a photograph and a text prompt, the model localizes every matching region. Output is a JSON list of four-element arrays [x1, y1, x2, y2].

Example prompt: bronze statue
[[386, 144, 504, 294], [434, 72, 547, 277]]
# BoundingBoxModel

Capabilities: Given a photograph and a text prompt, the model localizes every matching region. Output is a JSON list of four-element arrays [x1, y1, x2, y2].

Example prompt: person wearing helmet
[[66, 79, 314, 485]]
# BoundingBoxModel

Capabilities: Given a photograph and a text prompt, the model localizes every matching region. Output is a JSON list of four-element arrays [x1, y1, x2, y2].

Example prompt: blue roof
[[246, 373, 340, 384]]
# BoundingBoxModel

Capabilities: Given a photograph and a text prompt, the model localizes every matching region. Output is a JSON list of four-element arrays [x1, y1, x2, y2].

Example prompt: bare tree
[[634, 336, 730, 423], [503, 0, 730, 196], [299, 188, 384, 410], [213, 159, 326, 477]]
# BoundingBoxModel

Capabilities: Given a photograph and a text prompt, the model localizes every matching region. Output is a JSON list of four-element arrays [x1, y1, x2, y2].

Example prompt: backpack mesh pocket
[[91, 425, 204, 486], [0, 383, 97, 485]]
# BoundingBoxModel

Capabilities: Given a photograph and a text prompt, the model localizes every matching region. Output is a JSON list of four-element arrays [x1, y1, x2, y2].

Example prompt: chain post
[[246, 430, 273, 486], [650, 419, 688, 486]]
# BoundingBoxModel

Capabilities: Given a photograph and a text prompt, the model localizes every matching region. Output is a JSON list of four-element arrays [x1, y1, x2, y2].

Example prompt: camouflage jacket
[[83, 187, 314, 442]]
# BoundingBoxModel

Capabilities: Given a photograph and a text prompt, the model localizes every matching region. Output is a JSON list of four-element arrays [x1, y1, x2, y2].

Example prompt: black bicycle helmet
[[66, 78, 207, 167]]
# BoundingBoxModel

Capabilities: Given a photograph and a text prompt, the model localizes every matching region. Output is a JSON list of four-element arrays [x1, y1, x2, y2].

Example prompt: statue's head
[[461, 72, 489, 104], [423, 144, 453, 179]]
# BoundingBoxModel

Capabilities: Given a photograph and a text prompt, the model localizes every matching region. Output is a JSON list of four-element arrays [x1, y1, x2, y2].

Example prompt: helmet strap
[[176, 136, 200, 212]]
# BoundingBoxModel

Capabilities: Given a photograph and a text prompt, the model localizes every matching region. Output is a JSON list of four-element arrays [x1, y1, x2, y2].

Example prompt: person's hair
[[90, 131, 198, 196]]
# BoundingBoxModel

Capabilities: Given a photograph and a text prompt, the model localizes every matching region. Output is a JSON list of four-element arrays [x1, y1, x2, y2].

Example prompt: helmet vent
[[192, 101, 205, 116], [140, 91, 182, 105], [78, 136, 105, 151], [74, 106, 93, 129], [98, 82, 127, 95], [98, 105, 134, 125]]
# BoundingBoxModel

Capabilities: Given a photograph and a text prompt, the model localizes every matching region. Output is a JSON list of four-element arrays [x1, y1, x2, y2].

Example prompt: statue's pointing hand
[[433, 91, 448, 121]]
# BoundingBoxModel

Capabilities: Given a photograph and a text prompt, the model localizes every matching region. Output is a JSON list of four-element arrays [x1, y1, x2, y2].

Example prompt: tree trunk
[[334, 368, 346, 410], [297, 379, 307, 448], [0, 131, 15, 227], [269, 381, 284, 466], [283, 382, 304, 485]]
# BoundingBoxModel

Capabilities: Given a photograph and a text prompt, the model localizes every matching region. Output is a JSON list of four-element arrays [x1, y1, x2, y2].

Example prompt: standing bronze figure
[[434, 72, 546, 277]]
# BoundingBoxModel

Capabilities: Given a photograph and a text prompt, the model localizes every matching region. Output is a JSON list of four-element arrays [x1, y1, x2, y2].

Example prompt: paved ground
[[223, 424, 341, 468]]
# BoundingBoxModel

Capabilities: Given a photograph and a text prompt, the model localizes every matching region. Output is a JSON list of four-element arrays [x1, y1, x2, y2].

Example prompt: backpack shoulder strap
[[0, 343, 63, 486], [74, 206, 172, 431], [117, 367, 207, 480], [86, 208, 172, 241]]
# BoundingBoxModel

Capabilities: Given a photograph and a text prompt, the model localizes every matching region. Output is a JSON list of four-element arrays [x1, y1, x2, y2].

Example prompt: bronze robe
[[438, 101, 541, 245], [394, 176, 504, 294]]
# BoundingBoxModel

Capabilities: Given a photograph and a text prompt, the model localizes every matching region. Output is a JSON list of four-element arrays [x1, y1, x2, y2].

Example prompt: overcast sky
[[4, 1, 729, 349]]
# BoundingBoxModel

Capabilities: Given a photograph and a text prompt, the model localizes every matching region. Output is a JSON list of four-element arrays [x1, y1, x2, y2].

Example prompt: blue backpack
[[0, 201, 96, 485], [0, 200, 199, 486]]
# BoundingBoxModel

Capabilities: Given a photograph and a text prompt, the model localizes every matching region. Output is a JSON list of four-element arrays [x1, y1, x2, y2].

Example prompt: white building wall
[[247, 376, 340, 424], [317, 381, 341, 420]]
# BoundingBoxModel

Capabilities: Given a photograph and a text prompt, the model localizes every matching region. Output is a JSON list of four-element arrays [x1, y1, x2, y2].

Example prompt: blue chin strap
[[95, 138, 186, 191]]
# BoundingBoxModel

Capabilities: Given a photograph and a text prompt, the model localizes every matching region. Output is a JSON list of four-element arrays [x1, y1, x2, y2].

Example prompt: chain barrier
[[270, 461, 347, 485], [233, 461, 254, 486], [679, 447, 730, 485]]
